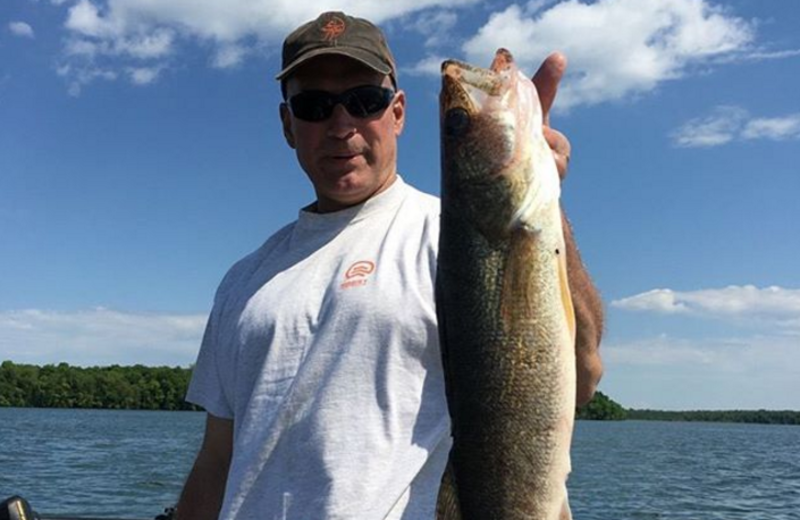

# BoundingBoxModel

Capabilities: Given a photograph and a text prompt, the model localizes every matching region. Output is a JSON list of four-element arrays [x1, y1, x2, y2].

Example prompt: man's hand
[[532, 52, 571, 182], [176, 414, 233, 520]]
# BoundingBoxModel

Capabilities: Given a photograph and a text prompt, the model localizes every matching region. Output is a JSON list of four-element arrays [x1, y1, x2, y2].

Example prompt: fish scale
[[435, 50, 577, 520]]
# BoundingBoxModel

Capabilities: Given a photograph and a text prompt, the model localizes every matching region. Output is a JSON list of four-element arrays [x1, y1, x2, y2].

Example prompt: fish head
[[440, 49, 552, 241]]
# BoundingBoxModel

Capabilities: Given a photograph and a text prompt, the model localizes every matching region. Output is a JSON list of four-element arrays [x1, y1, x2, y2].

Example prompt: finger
[[532, 52, 567, 127], [544, 126, 571, 181]]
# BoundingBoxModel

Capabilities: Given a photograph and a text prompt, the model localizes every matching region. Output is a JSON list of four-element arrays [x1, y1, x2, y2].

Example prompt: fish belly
[[436, 197, 576, 520]]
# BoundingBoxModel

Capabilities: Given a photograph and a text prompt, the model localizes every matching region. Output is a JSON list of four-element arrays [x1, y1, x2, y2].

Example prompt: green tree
[[576, 390, 627, 420], [1, 361, 201, 410]]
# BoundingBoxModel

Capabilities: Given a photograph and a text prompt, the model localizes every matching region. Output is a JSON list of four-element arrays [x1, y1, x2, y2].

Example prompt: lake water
[[0, 408, 798, 519]]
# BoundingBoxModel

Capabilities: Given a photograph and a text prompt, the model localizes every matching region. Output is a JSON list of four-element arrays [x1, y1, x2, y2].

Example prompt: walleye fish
[[435, 49, 577, 520]]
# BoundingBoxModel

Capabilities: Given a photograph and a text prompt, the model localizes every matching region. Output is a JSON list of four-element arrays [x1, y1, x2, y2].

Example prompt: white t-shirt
[[187, 177, 451, 520]]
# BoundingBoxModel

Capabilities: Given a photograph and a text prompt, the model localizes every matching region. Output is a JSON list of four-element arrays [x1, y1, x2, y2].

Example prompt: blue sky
[[1, 0, 798, 410]]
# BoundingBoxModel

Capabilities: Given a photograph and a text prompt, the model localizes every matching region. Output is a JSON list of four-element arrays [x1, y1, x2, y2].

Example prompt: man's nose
[[326, 104, 357, 139]]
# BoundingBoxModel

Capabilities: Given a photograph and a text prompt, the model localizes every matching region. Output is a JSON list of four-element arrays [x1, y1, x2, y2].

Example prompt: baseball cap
[[276, 11, 397, 88]]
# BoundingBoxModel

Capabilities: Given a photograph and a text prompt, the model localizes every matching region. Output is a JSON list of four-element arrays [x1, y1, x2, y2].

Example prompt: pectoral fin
[[500, 227, 539, 337], [436, 461, 462, 520], [560, 494, 573, 520], [557, 243, 576, 345]]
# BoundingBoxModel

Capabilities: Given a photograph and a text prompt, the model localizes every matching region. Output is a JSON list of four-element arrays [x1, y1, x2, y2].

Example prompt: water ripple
[[570, 420, 800, 520], [2, 410, 798, 519]]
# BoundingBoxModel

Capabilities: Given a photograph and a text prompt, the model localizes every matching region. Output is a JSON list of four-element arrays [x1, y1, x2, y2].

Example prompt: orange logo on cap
[[321, 16, 346, 41], [341, 260, 375, 289]]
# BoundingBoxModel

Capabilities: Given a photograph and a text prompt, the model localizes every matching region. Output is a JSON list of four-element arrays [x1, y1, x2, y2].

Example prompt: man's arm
[[562, 212, 604, 405], [532, 52, 604, 406], [176, 413, 233, 520]]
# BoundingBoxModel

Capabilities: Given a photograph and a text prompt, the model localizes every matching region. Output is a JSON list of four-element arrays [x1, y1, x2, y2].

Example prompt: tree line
[[0, 361, 199, 410], [1, 362, 629, 418], [2, 361, 798, 424], [575, 392, 799, 425], [625, 408, 800, 425]]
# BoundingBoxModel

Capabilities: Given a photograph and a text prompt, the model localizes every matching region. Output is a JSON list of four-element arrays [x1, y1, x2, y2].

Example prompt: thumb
[[532, 52, 567, 127]]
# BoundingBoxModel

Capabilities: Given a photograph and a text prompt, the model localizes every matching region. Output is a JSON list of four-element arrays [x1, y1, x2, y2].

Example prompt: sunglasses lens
[[289, 86, 394, 122], [289, 91, 334, 122], [343, 86, 393, 118]]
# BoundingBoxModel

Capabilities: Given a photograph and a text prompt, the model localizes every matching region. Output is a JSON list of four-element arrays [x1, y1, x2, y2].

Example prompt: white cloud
[[607, 283, 800, 409], [49, 0, 797, 103], [673, 107, 800, 147], [116, 30, 175, 59], [605, 335, 729, 368], [212, 44, 247, 69], [128, 66, 162, 85], [524, 0, 560, 15], [56, 63, 117, 96], [0, 308, 207, 367], [461, 0, 754, 109], [602, 333, 800, 409], [56, 0, 479, 93], [716, 48, 800, 63], [9, 21, 35, 38], [64, 30, 173, 61], [65, 38, 103, 58], [741, 114, 800, 141], [406, 10, 458, 48], [65, 0, 118, 38], [671, 105, 748, 147], [404, 54, 448, 77], [50, 0, 794, 104], [745, 49, 800, 60], [613, 289, 691, 315], [612, 285, 800, 330]]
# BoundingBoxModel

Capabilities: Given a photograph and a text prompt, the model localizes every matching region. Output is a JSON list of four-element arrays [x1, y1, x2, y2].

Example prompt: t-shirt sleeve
[[186, 290, 235, 419]]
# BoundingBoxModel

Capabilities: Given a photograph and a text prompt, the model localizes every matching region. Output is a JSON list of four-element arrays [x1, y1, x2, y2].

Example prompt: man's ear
[[280, 102, 296, 149], [392, 90, 406, 136]]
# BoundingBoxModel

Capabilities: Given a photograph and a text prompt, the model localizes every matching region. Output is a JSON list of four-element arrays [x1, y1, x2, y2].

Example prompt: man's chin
[[316, 179, 372, 211]]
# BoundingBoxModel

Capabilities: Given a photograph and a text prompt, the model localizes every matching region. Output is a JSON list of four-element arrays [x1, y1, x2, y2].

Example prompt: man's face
[[281, 55, 406, 213]]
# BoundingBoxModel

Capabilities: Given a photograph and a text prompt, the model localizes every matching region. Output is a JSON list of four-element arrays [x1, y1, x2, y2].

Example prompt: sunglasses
[[286, 85, 396, 122]]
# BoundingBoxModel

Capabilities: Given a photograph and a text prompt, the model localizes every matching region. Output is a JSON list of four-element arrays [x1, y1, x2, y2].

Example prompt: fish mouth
[[440, 63, 477, 123], [440, 50, 518, 138], [440, 49, 515, 112], [440, 51, 521, 177], [490, 48, 514, 72]]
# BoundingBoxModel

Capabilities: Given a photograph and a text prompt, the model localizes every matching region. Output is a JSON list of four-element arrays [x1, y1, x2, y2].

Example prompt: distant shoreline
[[2, 362, 797, 424], [0, 361, 199, 411], [622, 408, 800, 425], [573, 391, 799, 425], [2, 406, 797, 426]]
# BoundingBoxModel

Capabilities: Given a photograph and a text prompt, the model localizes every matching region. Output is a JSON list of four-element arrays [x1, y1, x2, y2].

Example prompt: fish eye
[[444, 108, 470, 137]]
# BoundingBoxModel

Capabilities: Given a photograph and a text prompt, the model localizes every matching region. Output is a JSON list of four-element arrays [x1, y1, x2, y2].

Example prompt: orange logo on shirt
[[341, 260, 375, 289], [345, 260, 375, 279]]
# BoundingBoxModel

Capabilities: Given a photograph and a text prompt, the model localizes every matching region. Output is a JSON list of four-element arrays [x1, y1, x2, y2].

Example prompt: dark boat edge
[[3, 495, 174, 520]]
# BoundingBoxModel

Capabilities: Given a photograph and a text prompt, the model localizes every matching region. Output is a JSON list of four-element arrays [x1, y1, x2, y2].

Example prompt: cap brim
[[275, 47, 393, 81]]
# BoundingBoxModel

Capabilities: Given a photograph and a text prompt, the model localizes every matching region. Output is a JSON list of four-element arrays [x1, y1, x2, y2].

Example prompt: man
[[177, 11, 603, 520]]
